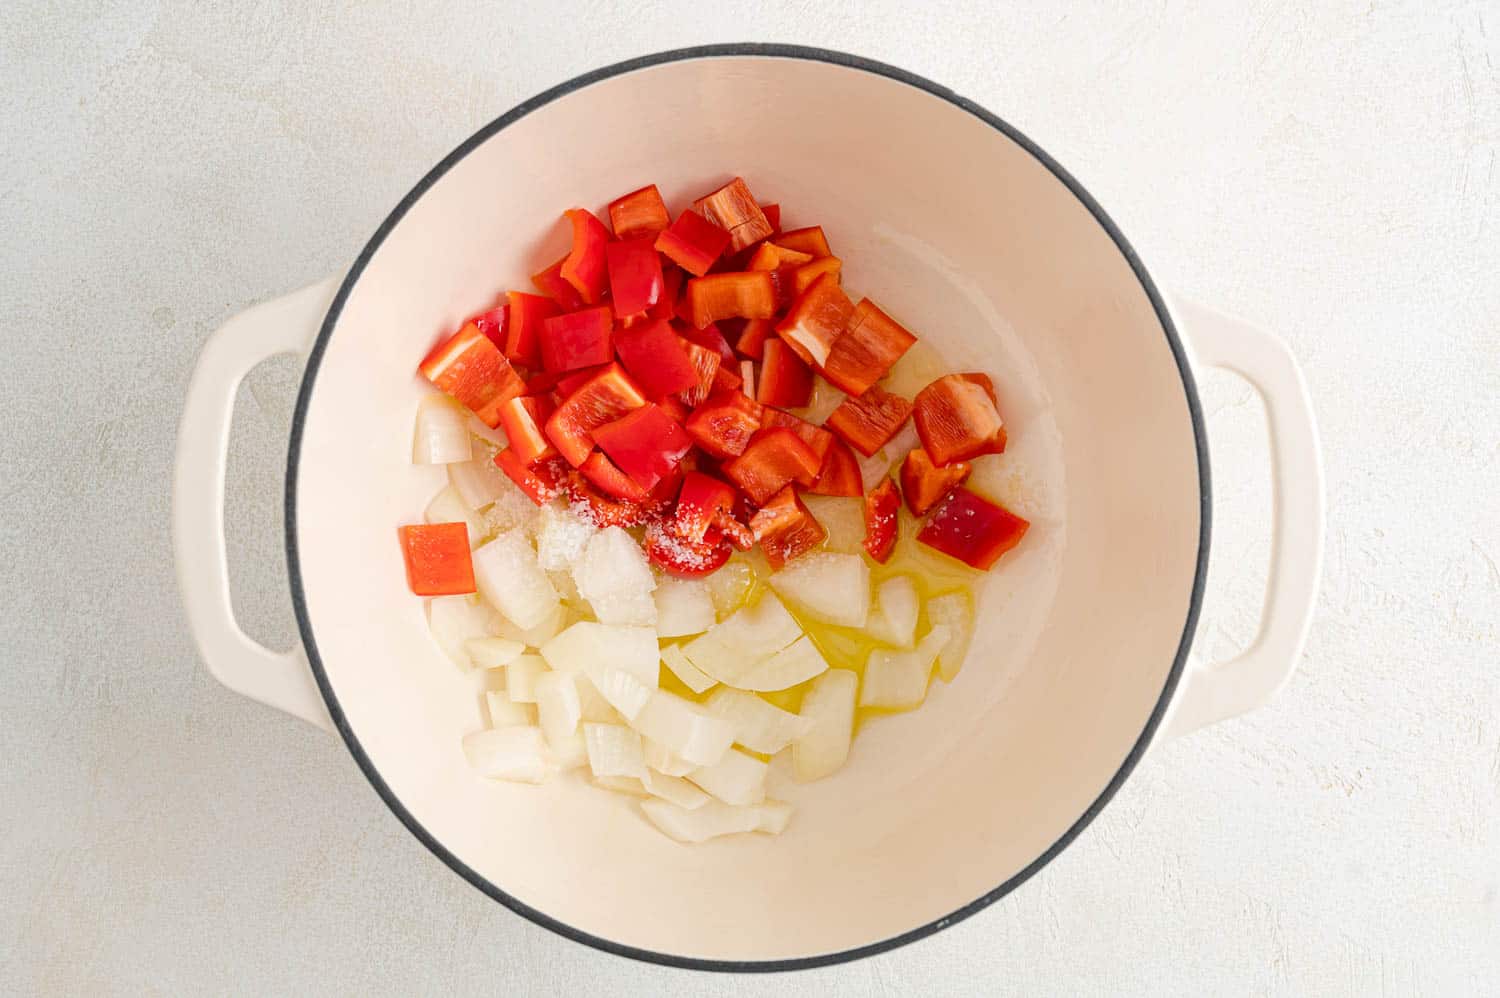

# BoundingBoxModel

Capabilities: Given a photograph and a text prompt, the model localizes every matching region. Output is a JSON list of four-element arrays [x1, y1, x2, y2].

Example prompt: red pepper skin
[[493, 449, 567, 506], [657, 394, 691, 425], [808, 438, 863, 497], [679, 321, 737, 367], [822, 297, 917, 397], [398, 523, 476, 596], [761, 203, 781, 234], [826, 384, 914, 457], [608, 184, 670, 239], [531, 257, 587, 310], [580, 450, 650, 501], [746, 241, 813, 272], [913, 373, 1008, 465], [505, 291, 560, 369], [776, 271, 854, 368], [565, 474, 657, 529], [545, 363, 648, 467], [655, 210, 732, 277], [735, 317, 775, 360], [418, 321, 526, 428], [540, 306, 613, 373], [749, 486, 827, 569], [899, 446, 971, 516], [497, 395, 558, 466], [722, 427, 822, 504], [711, 364, 742, 394], [684, 389, 764, 460], [471, 304, 509, 350], [677, 341, 722, 408], [559, 208, 611, 305], [692, 177, 773, 253], [649, 265, 684, 321], [673, 470, 737, 543], [792, 257, 841, 297], [917, 487, 1029, 570], [592, 403, 695, 491], [685, 272, 776, 328], [757, 339, 814, 408], [644, 519, 733, 577], [605, 236, 665, 319], [776, 226, 831, 258], [863, 479, 900, 564], [613, 318, 701, 399]]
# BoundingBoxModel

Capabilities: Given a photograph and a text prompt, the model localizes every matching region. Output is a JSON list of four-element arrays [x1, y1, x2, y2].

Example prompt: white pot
[[172, 46, 1323, 969]]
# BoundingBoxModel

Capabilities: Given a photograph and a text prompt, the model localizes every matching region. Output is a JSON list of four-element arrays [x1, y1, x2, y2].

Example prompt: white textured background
[[3, 1, 1498, 994]]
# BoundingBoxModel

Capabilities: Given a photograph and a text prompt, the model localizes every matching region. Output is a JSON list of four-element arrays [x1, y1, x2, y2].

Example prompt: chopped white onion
[[641, 769, 710, 810], [472, 529, 558, 630], [860, 625, 950, 709], [575, 674, 623, 724], [535, 503, 597, 572], [551, 728, 590, 770], [739, 359, 756, 400], [412, 395, 473, 465], [858, 449, 894, 492], [630, 690, 735, 767], [704, 688, 814, 754], [687, 748, 767, 805], [425, 485, 486, 549], [534, 671, 583, 751], [465, 636, 524, 669], [660, 643, 717, 695], [493, 601, 570, 649], [639, 799, 792, 843], [593, 775, 648, 796], [927, 591, 975, 682], [865, 575, 919, 648], [484, 690, 536, 728], [652, 579, 716, 638], [643, 737, 697, 777], [795, 376, 847, 425], [426, 595, 500, 670], [768, 552, 870, 628], [704, 559, 756, 618], [591, 668, 653, 721], [466, 412, 507, 450], [448, 454, 510, 509], [573, 526, 658, 625], [792, 668, 858, 782], [462, 727, 549, 784], [584, 723, 647, 779], [729, 635, 829, 692], [540, 622, 661, 688], [681, 594, 802, 688], [881, 422, 921, 465], [798, 495, 864, 556], [505, 654, 547, 703]]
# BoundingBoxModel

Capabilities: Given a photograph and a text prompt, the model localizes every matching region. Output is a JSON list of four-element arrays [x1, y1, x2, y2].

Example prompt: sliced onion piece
[[730, 635, 829, 692], [798, 495, 864, 555], [653, 578, 716, 638], [462, 727, 549, 784], [576, 676, 623, 724], [681, 594, 802, 688], [535, 502, 597, 572], [573, 526, 658, 626], [641, 769, 710, 810], [643, 737, 697, 777], [426, 594, 500, 670], [493, 601, 569, 649], [639, 799, 792, 843], [484, 689, 535, 728], [593, 775, 648, 795], [472, 529, 558, 630], [584, 722, 647, 778], [551, 728, 589, 770], [449, 453, 510, 509], [540, 622, 660, 688], [860, 625, 950, 710], [792, 668, 858, 781], [591, 668, 653, 721], [864, 575, 918, 648], [425, 485, 486, 549], [926, 591, 975, 682], [413, 394, 473, 464], [533, 671, 582, 748], [631, 690, 735, 767], [767, 552, 870, 628], [505, 653, 547, 703], [686, 748, 768, 805], [705, 559, 756, 618], [704, 688, 813, 754], [465, 636, 524, 669], [466, 412, 508, 450], [660, 643, 717, 695]]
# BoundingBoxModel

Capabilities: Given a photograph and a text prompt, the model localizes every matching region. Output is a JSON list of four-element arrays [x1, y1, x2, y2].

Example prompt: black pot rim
[[285, 42, 1211, 974]]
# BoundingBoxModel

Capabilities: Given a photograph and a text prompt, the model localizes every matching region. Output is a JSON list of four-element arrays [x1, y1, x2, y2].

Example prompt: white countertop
[[4, 2, 1497, 993]]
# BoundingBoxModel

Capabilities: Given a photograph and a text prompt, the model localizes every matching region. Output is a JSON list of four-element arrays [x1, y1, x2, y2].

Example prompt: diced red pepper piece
[[822, 297, 918, 396], [808, 437, 863, 497], [418, 321, 526, 427], [759, 407, 833, 464], [655, 209, 732, 277], [776, 272, 853, 368], [505, 291, 560, 369], [722, 427, 822, 504], [792, 256, 842, 297], [913, 373, 1008, 465], [555, 364, 606, 398], [693, 177, 773, 253], [679, 321, 737, 366], [715, 511, 755, 550], [672, 470, 736, 543], [591, 403, 694, 491], [735, 317, 775, 360], [613, 317, 700, 399], [497, 395, 558, 465], [531, 256, 587, 311], [525, 369, 565, 396], [471, 304, 508, 350], [605, 236, 665, 319], [900, 446, 972, 516], [826, 385, 914, 457], [757, 338, 814, 408], [685, 271, 776, 328], [398, 522, 476, 596], [684, 389, 763, 460], [775, 226, 831, 258], [658, 394, 691, 425], [494, 449, 567, 506], [711, 364, 742, 394], [644, 519, 733, 578], [863, 479, 900, 564], [540, 306, 612, 373], [564, 474, 657, 529], [749, 486, 827, 569], [580, 450, 650, 501], [761, 203, 781, 234], [607, 184, 670, 239], [678, 341, 722, 408], [746, 241, 814, 272], [559, 208, 610, 305], [649, 265, 684, 321], [917, 488, 1029, 570], [545, 363, 647, 467]]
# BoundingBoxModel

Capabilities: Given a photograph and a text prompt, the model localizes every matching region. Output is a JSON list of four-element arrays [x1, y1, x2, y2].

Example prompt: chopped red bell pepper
[[544, 363, 647, 467], [692, 177, 773, 253], [505, 291, 560, 369], [749, 485, 827, 569], [792, 256, 842, 297], [822, 297, 918, 397], [418, 321, 526, 427], [711, 364, 742, 394], [612, 317, 700, 399], [684, 389, 763, 459], [555, 364, 607, 398], [605, 236, 665, 319], [591, 402, 695, 490], [649, 265, 684, 321], [494, 449, 567, 506], [808, 437, 863, 497], [678, 341, 722, 408], [540, 306, 613, 373], [655, 209, 732, 277], [757, 339, 814, 408], [497, 395, 558, 465], [679, 321, 737, 367], [775, 226, 831, 258], [917, 487, 1029, 570], [913, 373, 1008, 465], [564, 474, 658, 529], [398, 522, 476, 596], [644, 519, 733, 578], [531, 256, 587, 311], [559, 208, 610, 304], [826, 384, 914, 457], [524, 369, 566, 396], [863, 479, 900, 564], [672, 470, 736, 543], [776, 272, 853, 368], [658, 394, 691, 425], [746, 241, 814, 272], [607, 184, 670, 239], [580, 450, 650, 501], [761, 203, 781, 234], [900, 446, 971, 516], [685, 271, 776, 328], [722, 427, 822, 504], [759, 407, 834, 464], [715, 511, 755, 550], [471, 304, 509, 350], [735, 318, 775, 360]]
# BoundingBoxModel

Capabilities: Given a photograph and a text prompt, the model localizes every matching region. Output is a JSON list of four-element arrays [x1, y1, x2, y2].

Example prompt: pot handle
[[173, 279, 339, 731], [1161, 297, 1325, 739]]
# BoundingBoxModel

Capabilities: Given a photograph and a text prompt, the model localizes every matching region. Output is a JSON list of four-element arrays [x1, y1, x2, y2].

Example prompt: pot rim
[[284, 42, 1211, 973]]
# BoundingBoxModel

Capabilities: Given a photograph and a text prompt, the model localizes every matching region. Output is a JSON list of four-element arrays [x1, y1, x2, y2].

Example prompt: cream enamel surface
[[292, 56, 1200, 961]]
